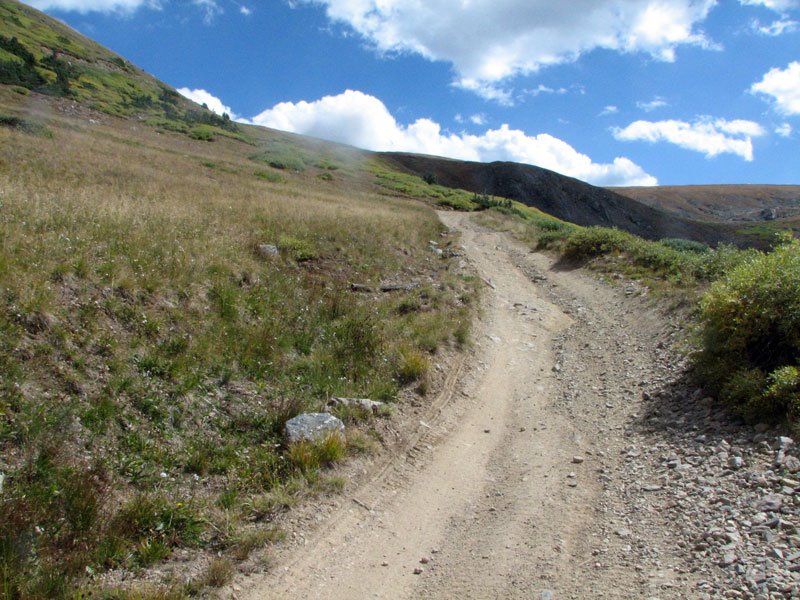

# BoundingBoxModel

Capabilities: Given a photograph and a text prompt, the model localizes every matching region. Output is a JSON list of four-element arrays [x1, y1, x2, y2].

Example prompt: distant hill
[[610, 185, 800, 223], [376, 152, 789, 247]]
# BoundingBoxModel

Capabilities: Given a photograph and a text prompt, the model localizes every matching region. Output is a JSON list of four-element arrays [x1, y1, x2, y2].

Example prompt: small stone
[[616, 528, 632, 538], [781, 455, 800, 473], [757, 494, 783, 513], [328, 397, 385, 414], [484, 429, 491, 433], [256, 243, 279, 258], [381, 561, 389, 567], [420, 557, 429, 564], [642, 484, 662, 492], [413, 567, 423, 575], [285, 413, 345, 444], [572, 456, 585, 464], [729, 456, 744, 469]]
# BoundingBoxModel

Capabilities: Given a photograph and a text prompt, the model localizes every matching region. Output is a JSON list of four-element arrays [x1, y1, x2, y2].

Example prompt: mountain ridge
[[2, 0, 797, 249], [377, 152, 782, 247]]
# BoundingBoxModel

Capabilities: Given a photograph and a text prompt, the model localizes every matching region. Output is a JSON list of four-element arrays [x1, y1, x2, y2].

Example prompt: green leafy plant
[[696, 240, 800, 420]]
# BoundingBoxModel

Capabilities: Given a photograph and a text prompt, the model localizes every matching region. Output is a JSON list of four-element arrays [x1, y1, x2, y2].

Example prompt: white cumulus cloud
[[249, 89, 656, 186], [301, 0, 716, 98], [740, 0, 800, 10], [776, 122, 793, 137], [613, 117, 765, 161], [22, 0, 223, 17], [23, 0, 157, 11], [177, 87, 238, 119], [751, 61, 800, 115]]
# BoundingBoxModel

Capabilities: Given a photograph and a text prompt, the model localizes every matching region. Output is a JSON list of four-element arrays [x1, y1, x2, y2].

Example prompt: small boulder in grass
[[256, 244, 279, 259], [285, 413, 345, 444]]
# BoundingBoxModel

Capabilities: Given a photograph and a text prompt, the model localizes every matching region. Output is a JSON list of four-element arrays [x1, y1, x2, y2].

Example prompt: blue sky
[[22, 0, 800, 186]]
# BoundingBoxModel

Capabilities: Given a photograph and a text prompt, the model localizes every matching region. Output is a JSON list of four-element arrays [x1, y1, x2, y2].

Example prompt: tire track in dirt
[[227, 211, 698, 599]]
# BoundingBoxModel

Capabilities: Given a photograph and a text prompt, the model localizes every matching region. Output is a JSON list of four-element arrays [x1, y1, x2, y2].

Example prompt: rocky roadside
[[636, 382, 800, 599], [509, 243, 800, 600]]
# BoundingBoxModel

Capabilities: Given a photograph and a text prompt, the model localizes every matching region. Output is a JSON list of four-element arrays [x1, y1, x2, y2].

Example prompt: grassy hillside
[[0, 73, 478, 598], [0, 0, 249, 143]]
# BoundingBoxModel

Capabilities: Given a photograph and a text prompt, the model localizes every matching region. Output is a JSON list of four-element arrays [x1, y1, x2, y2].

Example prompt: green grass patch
[[0, 112, 52, 137], [188, 124, 215, 141], [370, 161, 481, 210], [254, 169, 285, 183]]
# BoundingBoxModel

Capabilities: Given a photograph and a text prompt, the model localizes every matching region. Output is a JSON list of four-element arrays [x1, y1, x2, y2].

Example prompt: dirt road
[[229, 212, 699, 599]]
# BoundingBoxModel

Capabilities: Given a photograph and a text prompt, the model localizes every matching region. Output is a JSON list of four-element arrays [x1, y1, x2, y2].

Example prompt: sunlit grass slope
[[0, 82, 477, 597]]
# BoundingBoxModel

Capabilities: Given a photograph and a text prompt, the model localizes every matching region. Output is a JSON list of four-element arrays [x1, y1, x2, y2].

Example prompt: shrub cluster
[[540, 224, 756, 285], [696, 240, 800, 421], [0, 35, 75, 96]]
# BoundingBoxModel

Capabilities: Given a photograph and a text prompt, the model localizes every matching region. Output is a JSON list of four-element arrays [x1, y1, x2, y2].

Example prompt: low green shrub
[[277, 234, 317, 262], [660, 238, 710, 254], [564, 227, 635, 259], [254, 169, 284, 183], [287, 434, 346, 474], [696, 240, 800, 420], [188, 125, 214, 141]]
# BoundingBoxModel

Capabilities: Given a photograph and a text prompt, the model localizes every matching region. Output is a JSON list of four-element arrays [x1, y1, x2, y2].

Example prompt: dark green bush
[[660, 238, 710, 254], [696, 240, 800, 420]]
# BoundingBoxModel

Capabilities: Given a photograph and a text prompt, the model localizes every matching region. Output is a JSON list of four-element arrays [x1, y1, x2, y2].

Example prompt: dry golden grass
[[0, 89, 478, 597]]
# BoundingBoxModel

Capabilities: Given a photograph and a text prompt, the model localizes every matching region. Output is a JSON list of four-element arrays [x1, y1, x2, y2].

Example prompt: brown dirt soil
[[222, 211, 701, 599]]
